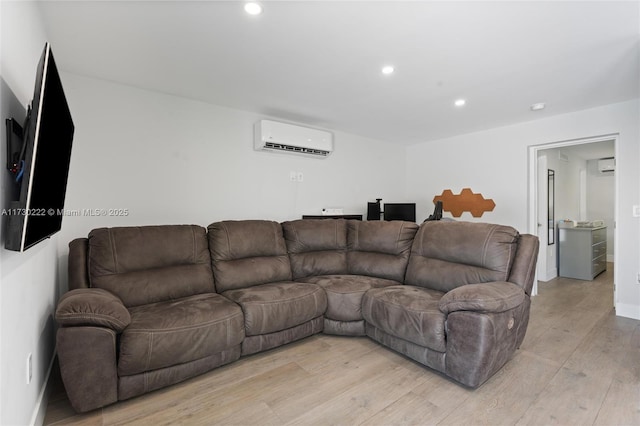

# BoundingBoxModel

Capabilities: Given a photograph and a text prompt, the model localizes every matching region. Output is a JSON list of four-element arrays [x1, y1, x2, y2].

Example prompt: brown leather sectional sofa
[[55, 219, 539, 413]]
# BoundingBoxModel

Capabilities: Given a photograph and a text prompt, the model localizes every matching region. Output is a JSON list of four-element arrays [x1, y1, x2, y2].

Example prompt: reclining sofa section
[[55, 219, 539, 412]]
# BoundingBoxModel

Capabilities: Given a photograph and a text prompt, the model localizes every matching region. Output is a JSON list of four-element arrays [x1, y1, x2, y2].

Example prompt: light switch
[[633, 205, 640, 217]]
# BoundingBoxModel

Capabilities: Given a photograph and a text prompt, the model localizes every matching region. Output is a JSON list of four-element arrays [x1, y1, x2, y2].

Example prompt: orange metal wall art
[[433, 188, 495, 217]]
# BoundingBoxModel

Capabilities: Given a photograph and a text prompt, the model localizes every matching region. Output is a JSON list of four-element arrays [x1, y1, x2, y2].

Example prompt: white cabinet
[[558, 226, 607, 280]]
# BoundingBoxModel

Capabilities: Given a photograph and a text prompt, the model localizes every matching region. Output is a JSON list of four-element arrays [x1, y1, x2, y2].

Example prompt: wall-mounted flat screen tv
[[5, 43, 74, 252], [383, 203, 416, 222]]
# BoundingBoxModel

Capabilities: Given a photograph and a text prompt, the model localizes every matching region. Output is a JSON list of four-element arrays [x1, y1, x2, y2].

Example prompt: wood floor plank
[[284, 361, 430, 426], [293, 335, 379, 374], [593, 371, 640, 425], [43, 400, 103, 426], [195, 401, 284, 426], [516, 308, 625, 425], [518, 308, 557, 350], [593, 320, 640, 425], [359, 389, 444, 426], [524, 323, 587, 363], [361, 373, 469, 426], [516, 366, 613, 425], [438, 351, 561, 426], [267, 347, 412, 423]]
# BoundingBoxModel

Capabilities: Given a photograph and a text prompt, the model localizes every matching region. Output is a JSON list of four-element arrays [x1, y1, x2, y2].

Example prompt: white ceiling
[[39, 1, 640, 145]]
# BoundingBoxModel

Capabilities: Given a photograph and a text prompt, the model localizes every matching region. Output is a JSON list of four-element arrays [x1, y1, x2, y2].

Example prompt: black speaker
[[367, 201, 381, 221]]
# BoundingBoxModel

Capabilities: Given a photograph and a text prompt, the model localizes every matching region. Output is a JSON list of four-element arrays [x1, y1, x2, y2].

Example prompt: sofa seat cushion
[[223, 282, 327, 336], [298, 275, 399, 322], [118, 293, 244, 376], [362, 285, 446, 352]]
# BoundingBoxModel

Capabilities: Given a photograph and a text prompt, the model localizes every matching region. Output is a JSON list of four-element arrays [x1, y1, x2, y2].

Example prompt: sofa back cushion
[[405, 221, 519, 292], [88, 225, 214, 308], [282, 219, 348, 279], [208, 220, 292, 292], [68, 238, 90, 290], [347, 221, 419, 282]]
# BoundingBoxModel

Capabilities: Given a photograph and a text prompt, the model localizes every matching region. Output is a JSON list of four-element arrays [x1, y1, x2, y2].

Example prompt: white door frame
[[536, 154, 549, 282], [527, 133, 618, 300]]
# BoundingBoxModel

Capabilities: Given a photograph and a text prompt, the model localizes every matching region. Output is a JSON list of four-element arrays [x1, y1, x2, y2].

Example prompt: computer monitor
[[383, 203, 416, 222]]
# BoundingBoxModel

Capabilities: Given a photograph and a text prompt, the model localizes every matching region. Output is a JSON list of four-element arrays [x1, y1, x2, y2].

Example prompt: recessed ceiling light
[[530, 102, 546, 111], [381, 65, 395, 75], [454, 99, 466, 107], [244, 2, 262, 15]]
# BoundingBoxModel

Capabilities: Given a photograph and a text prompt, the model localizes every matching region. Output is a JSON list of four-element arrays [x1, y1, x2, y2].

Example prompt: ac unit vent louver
[[254, 120, 333, 158]]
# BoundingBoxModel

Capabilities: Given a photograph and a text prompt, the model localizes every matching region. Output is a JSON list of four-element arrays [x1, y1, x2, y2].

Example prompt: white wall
[[0, 2, 58, 425], [550, 151, 584, 224], [586, 159, 615, 261], [535, 154, 552, 280], [406, 99, 640, 320], [56, 73, 407, 281]]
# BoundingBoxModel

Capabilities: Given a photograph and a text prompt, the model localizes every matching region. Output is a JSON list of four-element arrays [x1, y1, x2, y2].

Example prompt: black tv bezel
[[5, 43, 75, 252]]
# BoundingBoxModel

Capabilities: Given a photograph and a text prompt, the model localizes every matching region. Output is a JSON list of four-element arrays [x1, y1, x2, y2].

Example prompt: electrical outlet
[[296, 172, 304, 182], [26, 353, 32, 385], [637, 273, 640, 284]]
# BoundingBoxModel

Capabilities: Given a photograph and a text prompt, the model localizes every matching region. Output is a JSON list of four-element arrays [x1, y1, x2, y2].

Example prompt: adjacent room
[[1, 1, 639, 425]]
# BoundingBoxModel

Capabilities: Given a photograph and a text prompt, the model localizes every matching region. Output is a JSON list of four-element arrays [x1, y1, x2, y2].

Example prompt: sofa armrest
[[56, 288, 131, 332], [438, 281, 525, 315], [57, 326, 118, 412]]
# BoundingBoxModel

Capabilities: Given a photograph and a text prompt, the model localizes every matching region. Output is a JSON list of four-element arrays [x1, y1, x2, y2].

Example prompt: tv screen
[[5, 43, 75, 252], [383, 203, 416, 222]]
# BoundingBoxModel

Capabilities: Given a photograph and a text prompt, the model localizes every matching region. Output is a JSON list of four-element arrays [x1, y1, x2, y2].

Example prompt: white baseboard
[[30, 351, 56, 426], [616, 303, 640, 321]]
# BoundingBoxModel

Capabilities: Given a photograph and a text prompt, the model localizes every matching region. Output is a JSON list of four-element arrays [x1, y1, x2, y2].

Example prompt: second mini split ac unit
[[597, 158, 615, 174], [254, 120, 334, 158]]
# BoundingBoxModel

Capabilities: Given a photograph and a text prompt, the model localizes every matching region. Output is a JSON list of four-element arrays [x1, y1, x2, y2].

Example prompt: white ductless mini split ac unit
[[598, 157, 615, 174], [254, 120, 333, 158]]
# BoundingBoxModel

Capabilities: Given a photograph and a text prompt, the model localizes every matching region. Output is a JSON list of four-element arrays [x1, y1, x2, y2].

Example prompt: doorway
[[528, 134, 617, 302]]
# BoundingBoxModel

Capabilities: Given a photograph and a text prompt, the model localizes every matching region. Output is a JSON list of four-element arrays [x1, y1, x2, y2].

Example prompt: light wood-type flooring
[[44, 264, 640, 425]]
